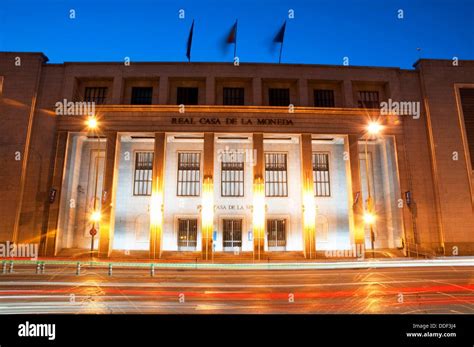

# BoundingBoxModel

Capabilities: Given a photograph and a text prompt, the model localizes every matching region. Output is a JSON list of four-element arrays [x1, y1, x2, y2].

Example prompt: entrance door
[[178, 219, 198, 251], [223, 219, 242, 251], [267, 219, 286, 251]]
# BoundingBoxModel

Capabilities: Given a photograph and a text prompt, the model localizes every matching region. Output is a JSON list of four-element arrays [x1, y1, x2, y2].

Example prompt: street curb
[[1, 258, 474, 271]]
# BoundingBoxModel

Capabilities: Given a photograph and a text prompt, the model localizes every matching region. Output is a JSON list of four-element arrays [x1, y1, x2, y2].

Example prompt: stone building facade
[[1, 52, 473, 259]]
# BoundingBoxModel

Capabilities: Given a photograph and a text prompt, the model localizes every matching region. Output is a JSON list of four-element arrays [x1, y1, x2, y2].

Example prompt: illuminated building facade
[[1, 52, 473, 259]]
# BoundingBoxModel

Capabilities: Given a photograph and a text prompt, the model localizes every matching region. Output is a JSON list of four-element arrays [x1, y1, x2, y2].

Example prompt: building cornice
[[91, 105, 383, 116], [56, 105, 403, 135]]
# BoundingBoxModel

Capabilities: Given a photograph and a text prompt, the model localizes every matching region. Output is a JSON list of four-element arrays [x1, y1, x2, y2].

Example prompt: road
[[0, 264, 472, 314]]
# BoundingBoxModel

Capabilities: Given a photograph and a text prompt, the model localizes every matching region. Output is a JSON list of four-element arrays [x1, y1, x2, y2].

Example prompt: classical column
[[42, 131, 68, 256], [252, 133, 265, 259], [150, 132, 166, 259], [98, 132, 119, 258], [201, 133, 215, 260], [347, 135, 365, 253], [301, 134, 316, 259]]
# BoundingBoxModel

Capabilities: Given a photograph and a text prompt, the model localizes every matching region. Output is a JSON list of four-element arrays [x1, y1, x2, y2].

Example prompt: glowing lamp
[[86, 117, 98, 130], [150, 191, 163, 226], [90, 210, 101, 223], [201, 176, 214, 231], [363, 212, 376, 225], [303, 187, 316, 230], [367, 122, 382, 136], [252, 177, 265, 232]]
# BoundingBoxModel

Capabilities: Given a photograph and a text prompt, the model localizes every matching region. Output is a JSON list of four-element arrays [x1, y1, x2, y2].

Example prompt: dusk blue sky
[[0, 0, 473, 69]]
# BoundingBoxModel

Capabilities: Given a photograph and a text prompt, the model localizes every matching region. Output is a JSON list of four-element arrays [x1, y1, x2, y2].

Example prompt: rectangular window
[[221, 156, 244, 197], [223, 219, 242, 248], [223, 87, 244, 105], [269, 88, 290, 106], [267, 219, 286, 248], [84, 87, 108, 105], [177, 87, 199, 105], [357, 91, 380, 109], [131, 87, 153, 105], [312, 153, 331, 197], [314, 89, 335, 107], [265, 153, 288, 197], [460, 88, 474, 168], [133, 152, 153, 196], [177, 153, 201, 196], [177, 219, 198, 249]]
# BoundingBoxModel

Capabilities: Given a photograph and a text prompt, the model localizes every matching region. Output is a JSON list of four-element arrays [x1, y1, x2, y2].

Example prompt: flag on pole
[[226, 20, 238, 60], [186, 20, 195, 62], [274, 21, 286, 63]]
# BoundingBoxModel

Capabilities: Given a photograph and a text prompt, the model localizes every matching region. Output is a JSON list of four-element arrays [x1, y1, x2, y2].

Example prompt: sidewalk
[[2, 256, 474, 271]]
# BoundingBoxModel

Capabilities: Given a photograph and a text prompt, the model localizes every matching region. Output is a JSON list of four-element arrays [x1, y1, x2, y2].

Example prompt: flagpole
[[188, 21, 191, 62], [275, 20, 286, 64], [186, 19, 194, 62], [279, 40, 283, 64], [234, 19, 238, 61]]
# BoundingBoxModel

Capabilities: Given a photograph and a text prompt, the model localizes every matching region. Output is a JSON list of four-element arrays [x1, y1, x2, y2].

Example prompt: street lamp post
[[364, 122, 382, 258], [364, 137, 375, 258], [89, 211, 100, 256], [86, 116, 101, 258]]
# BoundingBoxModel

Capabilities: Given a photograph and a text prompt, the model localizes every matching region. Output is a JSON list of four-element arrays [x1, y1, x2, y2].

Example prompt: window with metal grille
[[221, 155, 244, 197], [177, 87, 199, 105], [223, 87, 244, 105], [84, 87, 108, 104], [460, 88, 474, 169], [265, 153, 288, 197], [312, 153, 331, 197], [223, 219, 242, 248], [131, 87, 153, 105], [133, 152, 153, 196], [357, 91, 380, 109], [268, 88, 290, 106], [267, 219, 286, 247], [177, 153, 201, 196], [177, 219, 198, 249], [314, 89, 335, 107]]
